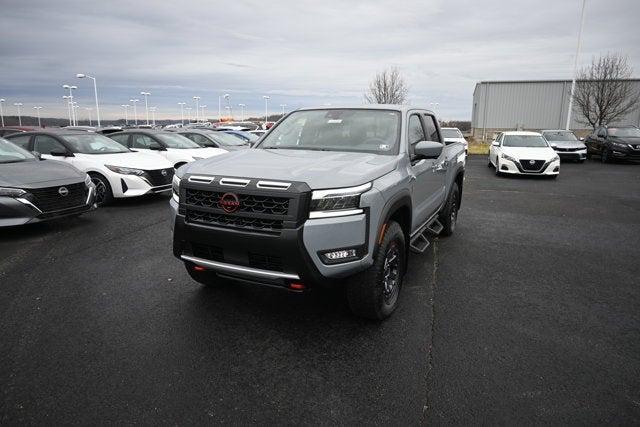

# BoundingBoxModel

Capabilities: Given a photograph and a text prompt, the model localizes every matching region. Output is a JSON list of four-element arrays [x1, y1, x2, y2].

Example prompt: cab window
[[408, 114, 426, 156], [34, 135, 66, 154], [109, 133, 130, 146], [422, 115, 441, 143], [131, 134, 160, 149], [6, 134, 31, 149]]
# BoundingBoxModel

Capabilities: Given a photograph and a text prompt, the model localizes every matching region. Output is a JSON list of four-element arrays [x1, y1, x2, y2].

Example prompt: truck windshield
[[258, 109, 400, 155]]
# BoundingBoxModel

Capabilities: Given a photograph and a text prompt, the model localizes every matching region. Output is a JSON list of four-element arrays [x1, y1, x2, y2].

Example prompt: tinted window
[[34, 135, 66, 154], [109, 133, 130, 146], [408, 115, 426, 146], [184, 133, 216, 147], [132, 134, 161, 149], [6, 134, 31, 149], [155, 133, 201, 149], [423, 115, 440, 142]]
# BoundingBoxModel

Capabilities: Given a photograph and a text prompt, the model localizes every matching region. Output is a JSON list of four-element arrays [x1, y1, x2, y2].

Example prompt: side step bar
[[409, 217, 444, 254]]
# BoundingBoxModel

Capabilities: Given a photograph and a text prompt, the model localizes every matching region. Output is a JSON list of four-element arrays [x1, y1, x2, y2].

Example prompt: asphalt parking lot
[[1, 156, 639, 424]]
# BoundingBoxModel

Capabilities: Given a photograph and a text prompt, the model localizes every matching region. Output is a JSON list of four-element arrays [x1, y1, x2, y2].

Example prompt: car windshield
[[543, 131, 577, 141], [258, 109, 401, 155], [0, 138, 36, 163], [156, 133, 201, 149], [441, 129, 463, 138], [61, 133, 131, 154], [206, 131, 248, 146], [503, 135, 549, 147], [608, 127, 640, 137]]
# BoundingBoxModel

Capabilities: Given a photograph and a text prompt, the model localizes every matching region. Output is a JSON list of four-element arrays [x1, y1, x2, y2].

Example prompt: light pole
[[121, 104, 130, 125], [185, 107, 192, 123], [13, 102, 23, 126], [193, 96, 201, 123], [86, 108, 93, 126], [177, 102, 186, 125], [200, 105, 207, 123], [73, 104, 80, 124], [223, 94, 231, 120], [140, 92, 151, 125], [238, 103, 246, 121], [263, 95, 270, 126], [129, 99, 139, 125], [33, 106, 42, 127], [280, 103, 287, 117], [62, 96, 72, 125], [149, 107, 157, 126], [0, 99, 5, 127], [76, 73, 101, 127], [62, 84, 77, 125], [566, 0, 587, 130]]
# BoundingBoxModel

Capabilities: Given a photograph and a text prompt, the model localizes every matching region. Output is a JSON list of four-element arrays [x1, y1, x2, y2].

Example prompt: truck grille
[[519, 159, 545, 172], [145, 168, 174, 186], [29, 183, 87, 212], [185, 189, 290, 215], [191, 243, 224, 262], [186, 210, 283, 233], [248, 253, 283, 272]]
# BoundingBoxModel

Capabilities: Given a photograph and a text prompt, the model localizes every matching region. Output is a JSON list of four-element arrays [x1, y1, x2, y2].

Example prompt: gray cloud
[[0, 0, 638, 120]]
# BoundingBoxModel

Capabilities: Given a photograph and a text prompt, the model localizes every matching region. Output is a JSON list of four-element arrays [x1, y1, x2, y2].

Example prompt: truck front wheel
[[347, 221, 405, 320]]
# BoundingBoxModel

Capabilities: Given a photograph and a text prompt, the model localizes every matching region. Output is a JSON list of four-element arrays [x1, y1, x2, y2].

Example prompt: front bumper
[[499, 158, 560, 175], [555, 149, 587, 161], [110, 172, 174, 198], [609, 148, 640, 162], [0, 185, 97, 227]]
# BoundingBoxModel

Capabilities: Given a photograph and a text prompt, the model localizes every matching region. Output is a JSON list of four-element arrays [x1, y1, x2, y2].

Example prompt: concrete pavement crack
[[421, 240, 439, 425]]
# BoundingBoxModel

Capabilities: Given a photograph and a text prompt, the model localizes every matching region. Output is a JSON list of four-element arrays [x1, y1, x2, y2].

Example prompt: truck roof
[[296, 104, 435, 114]]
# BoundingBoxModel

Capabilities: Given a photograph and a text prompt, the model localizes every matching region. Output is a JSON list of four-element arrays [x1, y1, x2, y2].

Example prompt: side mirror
[[414, 141, 443, 159], [50, 150, 73, 157], [31, 151, 42, 160], [491, 141, 500, 147]]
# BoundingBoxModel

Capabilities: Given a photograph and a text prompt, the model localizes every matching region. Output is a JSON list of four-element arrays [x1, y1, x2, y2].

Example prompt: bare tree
[[364, 68, 408, 104], [572, 53, 639, 129]]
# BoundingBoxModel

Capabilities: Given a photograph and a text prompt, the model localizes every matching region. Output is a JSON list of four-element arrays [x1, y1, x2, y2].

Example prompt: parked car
[[489, 131, 560, 178], [220, 129, 259, 144], [441, 127, 468, 154], [541, 130, 587, 162], [5, 129, 175, 205], [170, 105, 465, 319], [223, 122, 260, 130], [0, 137, 96, 226], [63, 125, 123, 135], [108, 130, 227, 169], [175, 129, 250, 151], [584, 125, 640, 163]]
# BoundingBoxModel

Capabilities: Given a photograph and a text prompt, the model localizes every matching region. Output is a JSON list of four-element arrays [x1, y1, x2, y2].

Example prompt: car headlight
[[309, 182, 371, 219], [172, 174, 180, 202], [105, 165, 145, 176], [501, 153, 518, 163], [611, 142, 628, 149], [551, 155, 560, 162], [0, 187, 27, 198]]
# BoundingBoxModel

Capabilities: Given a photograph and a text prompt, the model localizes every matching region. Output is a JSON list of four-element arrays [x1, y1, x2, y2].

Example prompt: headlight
[[611, 142, 628, 149], [172, 174, 180, 202], [309, 182, 371, 218], [551, 155, 560, 162], [0, 187, 27, 198], [105, 165, 145, 176], [501, 153, 518, 163]]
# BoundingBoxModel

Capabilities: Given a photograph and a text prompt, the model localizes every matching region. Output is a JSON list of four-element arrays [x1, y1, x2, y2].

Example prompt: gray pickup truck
[[170, 105, 465, 319]]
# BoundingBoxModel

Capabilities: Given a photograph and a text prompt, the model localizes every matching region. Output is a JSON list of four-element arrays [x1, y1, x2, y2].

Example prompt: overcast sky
[[1, 0, 639, 121]]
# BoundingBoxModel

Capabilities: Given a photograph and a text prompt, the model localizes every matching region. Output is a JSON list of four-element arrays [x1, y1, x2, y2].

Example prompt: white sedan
[[6, 130, 176, 204], [441, 127, 468, 154], [489, 131, 560, 178], [108, 130, 227, 169]]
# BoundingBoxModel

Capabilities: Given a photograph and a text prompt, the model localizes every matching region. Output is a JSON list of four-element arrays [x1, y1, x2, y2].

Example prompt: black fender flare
[[375, 190, 412, 248]]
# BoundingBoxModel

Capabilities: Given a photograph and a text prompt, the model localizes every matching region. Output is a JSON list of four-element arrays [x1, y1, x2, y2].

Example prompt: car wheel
[[89, 172, 113, 205], [347, 221, 405, 320], [495, 157, 502, 176], [185, 263, 224, 287], [439, 182, 459, 237], [487, 158, 493, 167], [601, 148, 610, 163]]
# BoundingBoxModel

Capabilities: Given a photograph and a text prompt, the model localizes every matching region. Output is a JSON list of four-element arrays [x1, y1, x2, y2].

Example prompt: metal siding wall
[[471, 80, 640, 131]]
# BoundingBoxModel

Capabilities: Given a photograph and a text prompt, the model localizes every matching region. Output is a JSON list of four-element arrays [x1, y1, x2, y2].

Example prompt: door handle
[[432, 160, 448, 172]]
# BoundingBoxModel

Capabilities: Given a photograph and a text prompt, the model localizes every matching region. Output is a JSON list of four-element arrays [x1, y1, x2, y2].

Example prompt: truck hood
[[0, 159, 85, 187], [183, 149, 398, 189]]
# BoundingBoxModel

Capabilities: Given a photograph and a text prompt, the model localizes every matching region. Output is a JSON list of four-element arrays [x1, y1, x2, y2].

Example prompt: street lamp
[[13, 102, 23, 126], [566, 0, 587, 130], [33, 106, 42, 127], [73, 103, 80, 124], [86, 108, 93, 126], [128, 99, 139, 126], [63, 84, 77, 125], [0, 99, 5, 127], [177, 102, 186, 125], [140, 92, 151, 125], [280, 103, 287, 117], [193, 96, 201, 122], [76, 73, 101, 127], [62, 96, 72, 125], [263, 95, 270, 126], [185, 107, 192, 123], [200, 105, 207, 122], [149, 107, 157, 126], [121, 104, 130, 125], [238, 103, 246, 121]]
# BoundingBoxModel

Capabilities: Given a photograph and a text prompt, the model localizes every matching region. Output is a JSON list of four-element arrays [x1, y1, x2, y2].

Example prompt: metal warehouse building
[[471, 79, 640, 140]]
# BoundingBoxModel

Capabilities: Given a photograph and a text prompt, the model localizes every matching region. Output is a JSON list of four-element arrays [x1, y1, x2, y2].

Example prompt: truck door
[[408, 113, 447, 231]]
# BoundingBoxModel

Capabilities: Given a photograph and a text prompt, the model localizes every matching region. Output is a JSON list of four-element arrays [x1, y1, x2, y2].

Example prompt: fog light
[[325, 249, 357, 260], [193, 265, 207, 272], [288, 282, 306, 291]]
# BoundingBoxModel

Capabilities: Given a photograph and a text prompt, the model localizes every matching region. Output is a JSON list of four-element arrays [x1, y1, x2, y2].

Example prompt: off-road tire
[[346, 221, 405, 320], [439, 182, 459, 237]]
